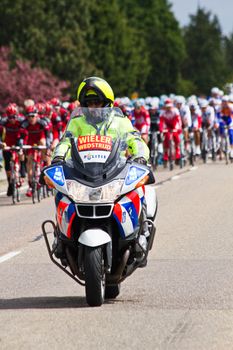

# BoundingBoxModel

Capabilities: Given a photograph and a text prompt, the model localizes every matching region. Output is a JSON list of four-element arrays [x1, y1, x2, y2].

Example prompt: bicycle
[[163, 129, 180, 171], [149, 130, 160, 170], [187, 130, 196, 166], [28, 145, 47, 204], [4, 145, 26, 204], [179, 132, 187, 169], [219, 125, 231, 165], [201, 127, 217, 163]]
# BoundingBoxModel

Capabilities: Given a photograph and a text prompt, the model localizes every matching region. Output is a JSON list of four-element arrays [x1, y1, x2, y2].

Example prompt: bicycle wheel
[[169, 139, 174, 171], [16, 187, 20, 202], [11, 179, 16, 204], [42, 185, 46, 199], [211, 133, 216, 162], [201, 131, 208, 164], [189, 142, 194, 166], [37, 185, 42, 202], [150, 132, 158, 170], [10, 162, 16, 205], [31, 163, 36, 204], [225, 135, 229, 165]]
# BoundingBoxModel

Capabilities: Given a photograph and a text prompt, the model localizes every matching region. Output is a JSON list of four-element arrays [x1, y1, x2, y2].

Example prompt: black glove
[[133, 157, 147, 165], [39, 170, 46, 185], [51, 156, 64, 164]]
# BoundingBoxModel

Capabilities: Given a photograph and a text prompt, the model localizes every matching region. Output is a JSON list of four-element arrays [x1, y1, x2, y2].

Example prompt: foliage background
[[0, 0, 233, 108]]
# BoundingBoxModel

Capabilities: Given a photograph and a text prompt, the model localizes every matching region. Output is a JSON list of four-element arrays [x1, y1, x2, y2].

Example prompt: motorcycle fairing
[[113, 187, 145, 238], [44, 165, 68, 195], [121, 165, 149, 195], [78, 229, 111, 247], [55, 193, 76, 238]]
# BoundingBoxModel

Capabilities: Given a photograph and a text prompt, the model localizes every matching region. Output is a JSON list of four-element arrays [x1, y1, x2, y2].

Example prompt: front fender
[[78, 229, 111, 247]]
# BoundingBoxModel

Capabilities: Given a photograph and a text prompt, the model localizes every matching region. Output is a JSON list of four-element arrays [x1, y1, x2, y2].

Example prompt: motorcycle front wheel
[[84, 246, 105, 307]]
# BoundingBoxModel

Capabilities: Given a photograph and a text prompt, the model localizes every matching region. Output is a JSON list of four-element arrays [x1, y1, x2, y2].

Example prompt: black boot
[[7, 183, 13, 196], [20, 161, 26, 178]]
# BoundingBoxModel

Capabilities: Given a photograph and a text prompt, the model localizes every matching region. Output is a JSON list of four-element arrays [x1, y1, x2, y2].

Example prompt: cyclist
[[133, 100, 151, 144], [174, 96, 192, 150], [50, 77, 150, 264], [199, 99, 216, 130], [21, 105, 48, 197], [199, 99, 218, 157], [217, 95, 233, 158], [0, 103, 25, 196], [159, 98, 182, 163], [148, 99, 162, 163], [189, 100, 202, 155]]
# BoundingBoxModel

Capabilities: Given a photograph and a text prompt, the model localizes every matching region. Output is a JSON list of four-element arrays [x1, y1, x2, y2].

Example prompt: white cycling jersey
[[201, 106, 215, 127], [178, 104, 192, 128]]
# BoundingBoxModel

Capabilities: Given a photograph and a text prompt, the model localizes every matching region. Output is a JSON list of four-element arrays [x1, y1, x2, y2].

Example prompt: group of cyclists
[[115, 86, 233, 167], [0, 98, 78, 197], [1, 84, 233, 199]]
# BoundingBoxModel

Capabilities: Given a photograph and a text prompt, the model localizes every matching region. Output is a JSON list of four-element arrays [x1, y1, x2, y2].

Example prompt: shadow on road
[[0, 296, 138, 309], [0, 197, 33, 207], [0, 296, 88, 309]]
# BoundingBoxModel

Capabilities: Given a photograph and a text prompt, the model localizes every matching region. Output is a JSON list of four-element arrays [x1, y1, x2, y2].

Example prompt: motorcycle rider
[[52, 77, 149, 164], [50, 76, 151, 265]]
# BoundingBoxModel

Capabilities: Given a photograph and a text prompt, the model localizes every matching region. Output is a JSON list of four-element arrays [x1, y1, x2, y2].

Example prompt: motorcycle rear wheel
[[84, 246, 105, 307], [105, 284, 121, 299]]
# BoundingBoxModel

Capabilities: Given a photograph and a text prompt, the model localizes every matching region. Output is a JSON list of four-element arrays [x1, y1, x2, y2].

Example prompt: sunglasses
[[27, 114, 36, 118], [8, 115, 16, 119], [86, 100, 103, 107]]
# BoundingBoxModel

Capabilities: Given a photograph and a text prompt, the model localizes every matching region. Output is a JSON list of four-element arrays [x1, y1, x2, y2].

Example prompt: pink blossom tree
[[0, 47, 70, 111]]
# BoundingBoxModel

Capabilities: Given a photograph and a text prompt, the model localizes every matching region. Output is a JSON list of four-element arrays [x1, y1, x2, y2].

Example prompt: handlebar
[[4, 145, 47, 151], [162, 129, 178, 134]]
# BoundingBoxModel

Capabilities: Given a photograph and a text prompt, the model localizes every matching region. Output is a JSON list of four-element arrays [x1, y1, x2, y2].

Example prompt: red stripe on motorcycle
[[113, 203, 122, 222], [126, 190, 140, 214], [56, 201, 69, 228], [67, 212, 76, 238]]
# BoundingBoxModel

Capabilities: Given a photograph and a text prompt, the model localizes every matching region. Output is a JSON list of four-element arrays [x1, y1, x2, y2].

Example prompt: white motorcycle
[[42, 107, 158, 306]]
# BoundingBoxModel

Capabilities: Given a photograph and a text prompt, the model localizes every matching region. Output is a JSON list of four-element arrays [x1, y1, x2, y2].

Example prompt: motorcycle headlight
[[66, 179, 124, 203]]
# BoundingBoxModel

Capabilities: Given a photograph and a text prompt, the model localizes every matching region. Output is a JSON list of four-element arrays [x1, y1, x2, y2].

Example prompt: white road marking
[[190, 166, 198, 171], [171, 175, 180, 180], [0, 185, 27, 197], [0, 251, 21, 264], [155, 184, 162, 189]]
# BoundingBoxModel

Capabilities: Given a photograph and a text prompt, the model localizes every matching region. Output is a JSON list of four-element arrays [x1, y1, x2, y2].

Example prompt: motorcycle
[[41, 107, 158, 307]]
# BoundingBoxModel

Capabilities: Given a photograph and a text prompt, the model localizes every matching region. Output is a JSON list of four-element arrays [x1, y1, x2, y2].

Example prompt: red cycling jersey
[[134, 106, 151, 134], [0, 118, 24, 146], [21, 119, 46, 145], [159, 107, 182, 132]]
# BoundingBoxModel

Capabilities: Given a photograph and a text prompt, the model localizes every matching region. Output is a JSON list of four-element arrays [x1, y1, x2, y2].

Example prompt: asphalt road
[[1, 161, 233, 349]]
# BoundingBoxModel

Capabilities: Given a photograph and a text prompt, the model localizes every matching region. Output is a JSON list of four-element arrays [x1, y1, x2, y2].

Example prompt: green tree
[[223, 33, 233, 83], [87, 0, 150, 96], [0, 0, 96, 96], [182, 7, 227, 95], [119, 0, 185, 96]]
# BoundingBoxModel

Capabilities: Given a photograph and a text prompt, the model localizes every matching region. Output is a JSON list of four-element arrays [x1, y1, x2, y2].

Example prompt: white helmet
[[228, 94, 233, 103], [211, 87, 220, 95], [222, 95, 229, 102], [175, 95, 185, 104], [199, 99, 209, 108], [188, 99, 198, 108]]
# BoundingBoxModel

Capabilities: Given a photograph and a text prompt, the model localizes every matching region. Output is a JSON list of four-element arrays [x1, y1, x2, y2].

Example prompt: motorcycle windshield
[[68, 107, 129, 179]]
